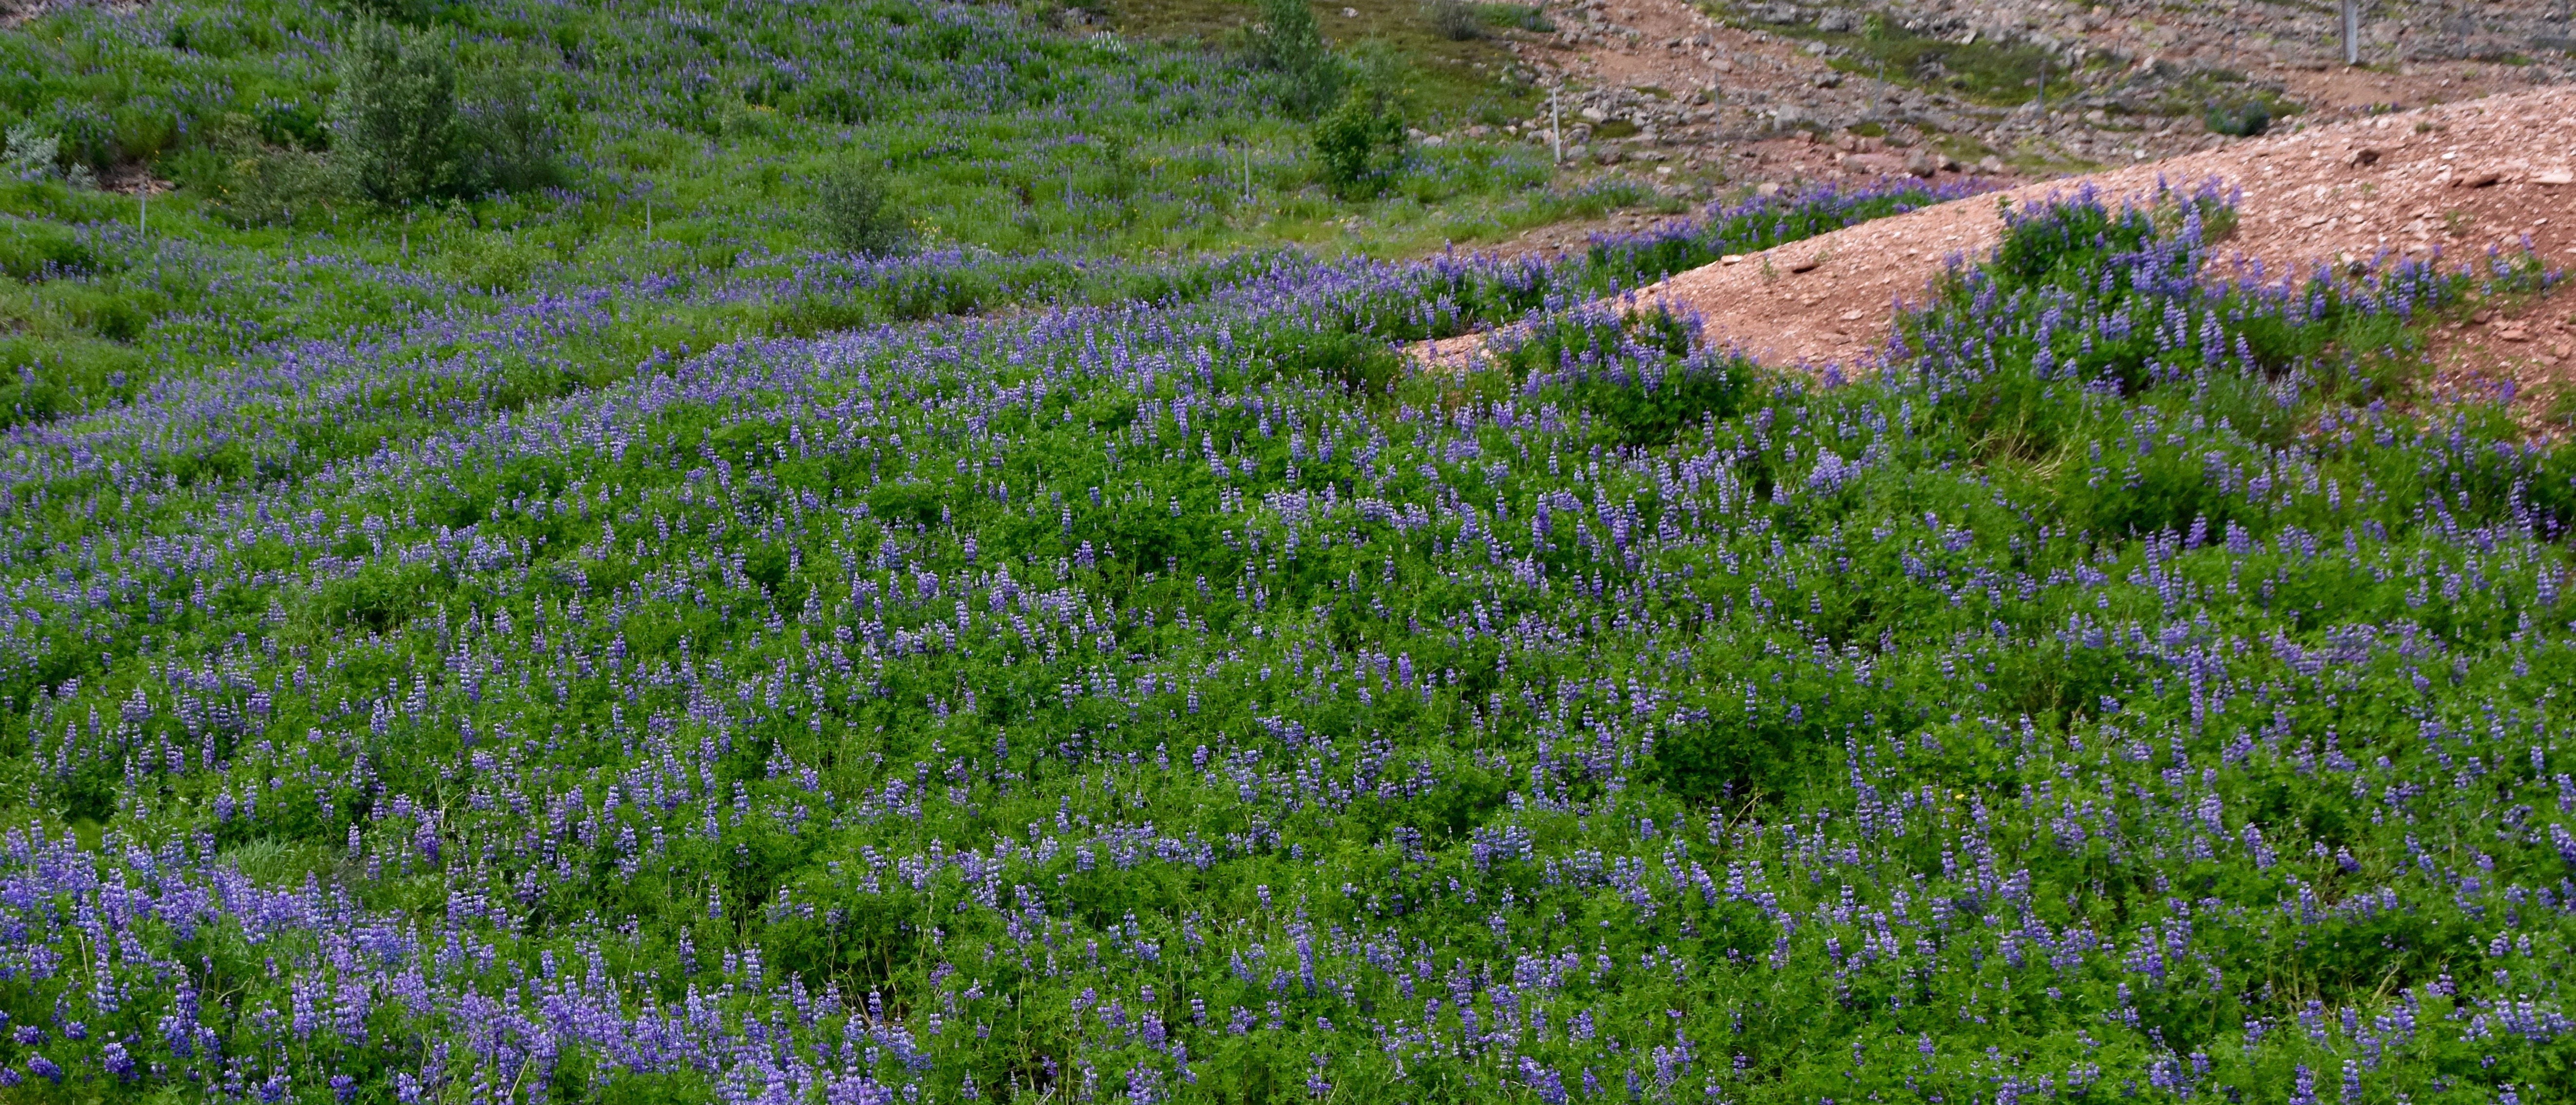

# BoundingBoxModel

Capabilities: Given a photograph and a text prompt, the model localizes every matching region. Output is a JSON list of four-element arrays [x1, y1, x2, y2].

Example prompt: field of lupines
[[2, 141, 2576, 1104], [11, 3, 2576, 1104], [1, 0, 1630, 435]]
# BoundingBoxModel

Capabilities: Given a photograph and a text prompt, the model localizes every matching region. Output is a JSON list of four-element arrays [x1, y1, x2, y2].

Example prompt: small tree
[[815, 159, 912, 256], [467, 69, 564, 193], [329, 19, 471, 204], [1311, 85, 1407, 196], [1254, 0, 1341, 115]]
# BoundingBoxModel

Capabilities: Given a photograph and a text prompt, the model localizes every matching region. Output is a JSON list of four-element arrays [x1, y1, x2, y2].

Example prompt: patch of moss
[[1103, 0, 1541, 126], [1756, 14, 2083, 106], [2146, 68, 2300, 123]]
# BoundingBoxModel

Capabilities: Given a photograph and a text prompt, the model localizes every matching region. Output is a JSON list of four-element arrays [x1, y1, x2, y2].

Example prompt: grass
[[1725, 6, 2304, 127], [1102, 0, 1545, 126], [25, 6, 2576, 1104], [1740, 10, 2086, 108], [0, 174, 2563, 1105], [0, 0, 1643, 438]]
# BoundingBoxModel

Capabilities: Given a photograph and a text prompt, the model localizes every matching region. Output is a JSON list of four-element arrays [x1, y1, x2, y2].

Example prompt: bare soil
[[1474, 0, 2567, 192], [1422, 84, 2576, 383]]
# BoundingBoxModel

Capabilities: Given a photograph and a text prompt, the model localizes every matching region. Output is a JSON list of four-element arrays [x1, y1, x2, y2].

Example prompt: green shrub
[[35, 104, 119, 178], [814, 159, 913, 256], [2203, 97, 2271, 137], [251, 95, 329, 151], [2, 121, 61, 181], [54, 285, 164, 342], [339, 0, 444, 24], [466, 69, 566, 193], [1512, 308, 1752, 445], [0, 335, 144, 429], [1311, 86, 1408, 195], [1240, 321, 1403, 397], [1477, 2, 1551, 32], [0, 221, 91, 281], [1423, 0, 1481, 40], [436, 235, 554, 292], [203, 134, 351, 228], [1252, 0, 1342, 115], [328, 19, 471, 204]]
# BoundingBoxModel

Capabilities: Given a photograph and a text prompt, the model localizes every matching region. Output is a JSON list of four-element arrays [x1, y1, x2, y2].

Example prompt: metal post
[[2341, 0, 2360, 66], [1551, 87, 1562, 164]]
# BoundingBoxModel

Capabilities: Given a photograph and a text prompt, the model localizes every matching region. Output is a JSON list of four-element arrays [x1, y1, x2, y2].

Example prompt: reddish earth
[[1421, 85, 2576, 406]]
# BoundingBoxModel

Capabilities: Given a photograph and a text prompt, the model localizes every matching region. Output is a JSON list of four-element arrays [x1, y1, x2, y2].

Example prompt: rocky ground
[[1425, 82, 2576, 425], [1437, 0, 2576, 203]]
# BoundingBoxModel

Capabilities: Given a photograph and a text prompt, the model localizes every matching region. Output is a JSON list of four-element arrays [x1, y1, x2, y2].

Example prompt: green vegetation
[[0, 0, 1631, 441], [814, 159, 917, 257], [0, 158, 2566, 1105], [17, 4, 2576, 1103], [1793, 12, 2082, 106], [1312, 85, 1413, 193], [2203, 96, 2273, 137]]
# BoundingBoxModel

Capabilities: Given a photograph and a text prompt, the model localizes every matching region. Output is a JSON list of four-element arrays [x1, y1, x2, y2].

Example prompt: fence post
[[1551, 87, 1563, 164]]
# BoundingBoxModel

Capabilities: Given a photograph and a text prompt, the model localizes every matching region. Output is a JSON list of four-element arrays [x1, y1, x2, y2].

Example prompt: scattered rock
[[2455, 169, 2504, 187], [1904, 149, 1958, 177], [1787, 255, 1823, 273]]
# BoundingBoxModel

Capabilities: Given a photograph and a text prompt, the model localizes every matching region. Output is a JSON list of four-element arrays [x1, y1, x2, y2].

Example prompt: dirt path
[[1421, 84, 2576, 375]]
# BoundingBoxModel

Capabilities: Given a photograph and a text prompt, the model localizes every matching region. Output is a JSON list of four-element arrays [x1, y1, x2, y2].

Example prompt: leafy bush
[[1239, 321, 1403, 397], [250, 95, 329, 151], [2, 121, 59, 181], [338, 0, 444, 24], [1506, 305, 1754, 445], [0, 220, 91, 280], [1423, 0, 1482, 40], [1252, 0, 1343, 115], [814, 159, 913, 256], [327, 19, 472, 204], [2204, 96, 2272, 137], [463, 69, 564, 193], [1311, 86, 1408, 195], [201, 136, 351, 227], [50, 284, 164, 342]]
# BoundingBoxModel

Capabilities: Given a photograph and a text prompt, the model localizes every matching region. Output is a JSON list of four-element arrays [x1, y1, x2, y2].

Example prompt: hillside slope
[[1425, 85, 2576, 374]]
